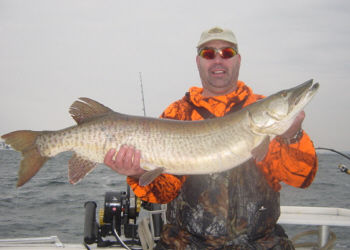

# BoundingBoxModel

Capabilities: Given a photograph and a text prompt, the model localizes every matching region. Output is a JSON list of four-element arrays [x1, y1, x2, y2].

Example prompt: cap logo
[[208, 27, 224, 34]]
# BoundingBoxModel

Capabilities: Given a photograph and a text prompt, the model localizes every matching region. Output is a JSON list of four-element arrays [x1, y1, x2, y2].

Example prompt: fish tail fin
[[1, 130, 49, 187]]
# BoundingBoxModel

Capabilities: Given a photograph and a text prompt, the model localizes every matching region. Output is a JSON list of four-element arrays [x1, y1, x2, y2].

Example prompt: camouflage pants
[[154, 224, 295, 250]]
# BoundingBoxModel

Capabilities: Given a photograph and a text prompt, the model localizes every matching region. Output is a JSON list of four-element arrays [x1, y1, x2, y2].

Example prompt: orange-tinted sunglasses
[[198, 47, 237, 60]]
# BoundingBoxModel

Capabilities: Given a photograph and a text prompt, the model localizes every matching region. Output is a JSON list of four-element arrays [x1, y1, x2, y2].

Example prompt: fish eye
[[281, 91, 287, 97]]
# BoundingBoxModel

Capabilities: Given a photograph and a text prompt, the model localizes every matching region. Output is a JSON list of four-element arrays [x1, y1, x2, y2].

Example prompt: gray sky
[[1, 0, 349, 151]]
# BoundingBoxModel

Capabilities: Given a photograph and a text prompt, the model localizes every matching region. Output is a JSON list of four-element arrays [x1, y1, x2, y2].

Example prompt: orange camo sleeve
[[246, 93, 318, 191], [127, 174, 187, 204], [257, 131, 318, 191]]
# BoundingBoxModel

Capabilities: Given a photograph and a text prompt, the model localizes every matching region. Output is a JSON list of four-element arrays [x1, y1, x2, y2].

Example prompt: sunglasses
[[198, 47, 238, 60]]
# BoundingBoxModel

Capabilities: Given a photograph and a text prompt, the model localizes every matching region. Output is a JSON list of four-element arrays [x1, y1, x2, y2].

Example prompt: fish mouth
[[288, 79, 319, 108]]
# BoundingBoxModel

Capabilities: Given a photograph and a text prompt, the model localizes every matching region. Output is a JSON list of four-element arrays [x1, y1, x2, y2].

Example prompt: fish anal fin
[[139, 167, 165, 186], [68, 153, 97, 184], [251, 136, 270, 162], [69, 97, 113, 124]]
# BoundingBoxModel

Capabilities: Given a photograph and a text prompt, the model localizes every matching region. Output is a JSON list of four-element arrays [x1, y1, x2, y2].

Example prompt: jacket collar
[[187, 80, 253, 117]]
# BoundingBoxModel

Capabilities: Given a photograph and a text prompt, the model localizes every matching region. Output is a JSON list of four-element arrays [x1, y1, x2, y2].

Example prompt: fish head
[[249, 79, 319, 135]]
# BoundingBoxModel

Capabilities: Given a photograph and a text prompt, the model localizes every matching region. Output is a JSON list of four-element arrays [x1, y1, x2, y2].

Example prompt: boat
[[0, 141, 12, 150], [0, 189, 349, 250]]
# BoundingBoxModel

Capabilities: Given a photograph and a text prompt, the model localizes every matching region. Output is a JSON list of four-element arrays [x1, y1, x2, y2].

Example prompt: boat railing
[[0, 235, 64, 247], [0, 206, 349, 249], [278, 206, 350, 249], [137, 205, 350, 250]]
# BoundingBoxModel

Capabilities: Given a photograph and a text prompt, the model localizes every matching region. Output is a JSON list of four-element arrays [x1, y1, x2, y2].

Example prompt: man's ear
[[195, 55, 200, 69]]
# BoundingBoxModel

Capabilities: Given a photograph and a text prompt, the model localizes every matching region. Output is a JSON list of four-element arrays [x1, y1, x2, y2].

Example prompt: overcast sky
[[1, 0, 349, 151]]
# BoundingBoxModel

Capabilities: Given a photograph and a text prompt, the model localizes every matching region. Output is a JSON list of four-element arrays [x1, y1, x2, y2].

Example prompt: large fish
[[2, 79, 319, 187]]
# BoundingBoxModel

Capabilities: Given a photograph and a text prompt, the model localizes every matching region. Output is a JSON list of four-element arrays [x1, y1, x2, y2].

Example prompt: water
[[0, 150, 349, 249]]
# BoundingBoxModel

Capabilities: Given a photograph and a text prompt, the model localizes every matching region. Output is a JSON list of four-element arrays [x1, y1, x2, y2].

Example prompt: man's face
[[196, 40, 241, 97]]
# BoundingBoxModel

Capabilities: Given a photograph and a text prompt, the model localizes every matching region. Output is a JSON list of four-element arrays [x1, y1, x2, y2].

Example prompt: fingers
[[279, 111, 305, 140], [104, 148, 117, 166], [290, 111, 305, 134], [295, 111, 305, 126], [115, 145, 129, 169], [104, 145, 145, 178], [120, 145, 135, 169], [133, 150, 141, 169]]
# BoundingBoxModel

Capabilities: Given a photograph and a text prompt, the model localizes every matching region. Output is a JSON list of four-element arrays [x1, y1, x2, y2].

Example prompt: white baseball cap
[[197, 26, 238, 50]]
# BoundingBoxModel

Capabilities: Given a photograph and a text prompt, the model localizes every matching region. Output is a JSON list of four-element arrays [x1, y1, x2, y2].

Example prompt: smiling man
[[196, 29, 241, 97], [104, 27, 318, 249]]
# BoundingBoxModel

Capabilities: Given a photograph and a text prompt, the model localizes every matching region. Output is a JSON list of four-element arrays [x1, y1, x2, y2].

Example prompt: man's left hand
[[279, 111, 305, 140]]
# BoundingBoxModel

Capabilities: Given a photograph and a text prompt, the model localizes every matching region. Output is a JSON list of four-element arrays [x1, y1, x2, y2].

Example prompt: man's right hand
[[104, 145, 146, 179]]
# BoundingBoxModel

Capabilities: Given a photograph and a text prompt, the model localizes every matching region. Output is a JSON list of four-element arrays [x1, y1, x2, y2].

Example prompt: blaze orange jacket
[[127, 81, 318, 203]]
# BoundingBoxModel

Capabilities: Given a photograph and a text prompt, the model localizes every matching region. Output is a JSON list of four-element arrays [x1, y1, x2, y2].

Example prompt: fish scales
[[39, 112, 254, 173], [1, 79, 319, 187]]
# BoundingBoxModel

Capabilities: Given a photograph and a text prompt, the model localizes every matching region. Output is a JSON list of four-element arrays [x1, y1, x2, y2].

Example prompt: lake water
[[0, 150, 349, 249]]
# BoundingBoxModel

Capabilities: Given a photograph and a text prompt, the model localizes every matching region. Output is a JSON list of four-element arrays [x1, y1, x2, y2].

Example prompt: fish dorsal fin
[[69, 97, 113, 124]]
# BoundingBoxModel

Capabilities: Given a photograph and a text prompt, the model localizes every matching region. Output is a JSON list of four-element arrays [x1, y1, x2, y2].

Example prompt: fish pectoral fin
[[139, 167, 165, 186], [68, 153, 97, 184], [251, 136, 270, 162]]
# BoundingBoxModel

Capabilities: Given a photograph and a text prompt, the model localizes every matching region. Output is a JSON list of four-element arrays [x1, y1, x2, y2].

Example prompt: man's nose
[[213, 53, 224, 62]]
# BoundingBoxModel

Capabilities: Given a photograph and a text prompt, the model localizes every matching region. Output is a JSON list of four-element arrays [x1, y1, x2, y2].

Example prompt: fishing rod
[[138, 71, 164, 237], [316, 147, 350, 175], [139, 72, 146, 117]]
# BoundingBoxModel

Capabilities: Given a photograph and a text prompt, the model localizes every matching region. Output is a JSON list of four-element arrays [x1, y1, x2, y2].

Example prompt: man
[[104, 27, 318, 249]]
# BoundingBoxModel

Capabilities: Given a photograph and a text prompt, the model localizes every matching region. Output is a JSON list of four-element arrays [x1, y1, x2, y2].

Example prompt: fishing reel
[[315, 147, 350, 176], [338, 164, 350, 175], [83, 187, 164, 249], [84, 189, 141, 248]]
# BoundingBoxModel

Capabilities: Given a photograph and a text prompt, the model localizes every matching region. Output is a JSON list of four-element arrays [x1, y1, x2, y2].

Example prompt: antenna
[[139, 72, 146, 116]]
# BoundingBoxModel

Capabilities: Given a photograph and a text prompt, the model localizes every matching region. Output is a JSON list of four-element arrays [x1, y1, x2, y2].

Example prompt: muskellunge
[[2, 79, 319, 187]]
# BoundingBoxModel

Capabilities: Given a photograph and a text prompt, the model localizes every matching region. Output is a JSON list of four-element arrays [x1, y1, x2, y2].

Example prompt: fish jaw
[[286, 80, 319, 119]]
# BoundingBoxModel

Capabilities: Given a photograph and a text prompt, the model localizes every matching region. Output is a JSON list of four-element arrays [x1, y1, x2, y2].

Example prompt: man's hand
[[104, 145, 146, 179], [279, 111, 305, 142]]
